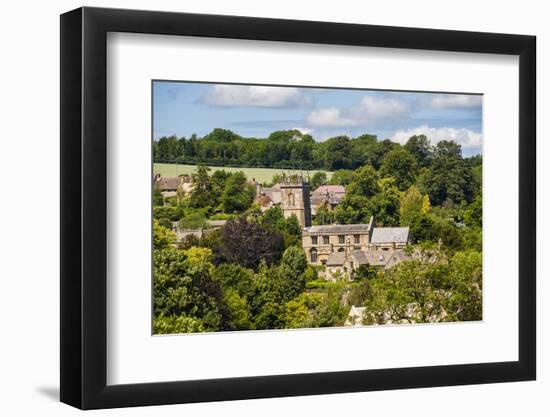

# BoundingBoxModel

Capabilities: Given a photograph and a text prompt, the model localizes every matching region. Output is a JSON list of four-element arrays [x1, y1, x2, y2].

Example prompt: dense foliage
[[152, 129, 483, 332]]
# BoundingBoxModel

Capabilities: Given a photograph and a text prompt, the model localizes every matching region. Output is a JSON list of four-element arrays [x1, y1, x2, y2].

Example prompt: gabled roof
[[326, 248, 412, 268], [259, 187, 282, 204], [156, 177, 180, 191], [363, 250, 393, 266], [370, 227, 410, 244], [348, 251, 370, 266], [326, 251, 347, 266], [304, 223, 372, 234], [326, 250, 370, 266], [312, 185, 345, 195]]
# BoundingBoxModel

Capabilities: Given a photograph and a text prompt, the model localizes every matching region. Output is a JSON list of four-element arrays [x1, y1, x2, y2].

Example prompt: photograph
[[152, 81, 483, 334]]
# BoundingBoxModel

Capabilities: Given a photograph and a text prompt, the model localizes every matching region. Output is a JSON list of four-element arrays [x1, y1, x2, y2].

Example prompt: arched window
[[287, 192, 295, 206], [310, 248, 318, 263]]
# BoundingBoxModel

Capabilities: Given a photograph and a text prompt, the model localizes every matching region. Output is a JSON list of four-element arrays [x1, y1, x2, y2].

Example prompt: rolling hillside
[[154, 163, 333, 184]]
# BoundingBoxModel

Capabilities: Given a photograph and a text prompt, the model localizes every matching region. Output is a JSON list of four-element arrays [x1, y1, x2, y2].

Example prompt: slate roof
[[304, 223, 372, 234], [326, 251, 347, 266], [327, 250, 370, 266], [370, 227, 410, 244], [348, 251, 370, 266], [363, 250, 394, 266], [326, 249, 411, 268]]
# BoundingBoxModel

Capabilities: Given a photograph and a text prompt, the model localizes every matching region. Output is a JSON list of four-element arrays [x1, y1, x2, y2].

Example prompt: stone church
[[254, 173, 312, 228], [255, 174, 412, 280]]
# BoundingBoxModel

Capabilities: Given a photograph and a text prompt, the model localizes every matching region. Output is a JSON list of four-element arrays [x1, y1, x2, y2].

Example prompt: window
[[310, 248, 318, 263], [287, 192, 295, 206], [354, 234, 360, 244], [338, 235, 345, 244], [311, 236, 318, 245], [323, 235, 329, 245]]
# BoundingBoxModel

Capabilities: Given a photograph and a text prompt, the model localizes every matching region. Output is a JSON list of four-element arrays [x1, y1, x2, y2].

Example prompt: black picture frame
[[60, 6, 536, 410]]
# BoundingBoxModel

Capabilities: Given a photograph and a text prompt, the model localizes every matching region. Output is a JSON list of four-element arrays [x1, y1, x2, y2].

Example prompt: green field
[[154, 163, 333, 184]]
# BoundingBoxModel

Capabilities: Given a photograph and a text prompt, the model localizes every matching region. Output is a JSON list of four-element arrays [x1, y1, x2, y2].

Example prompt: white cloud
[[292, 127, 314, 135], [429, 94, 482, 109], [201, 85, 311, 107], [390, 125, 482, 149], [306, 107, 357, 127], [306, 96, 409, 128]]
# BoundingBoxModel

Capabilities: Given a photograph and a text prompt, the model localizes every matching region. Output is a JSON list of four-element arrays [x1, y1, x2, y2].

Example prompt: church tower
[[279, 172, 312, 228]]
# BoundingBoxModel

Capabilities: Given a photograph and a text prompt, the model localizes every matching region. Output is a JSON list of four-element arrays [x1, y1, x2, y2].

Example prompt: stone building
[[302, 217, 411, 280], [255, 173, 312, 228], [310, 184, 345, 216], [324, 248, 412, 280], [153, 174, 194, 203], [301, 217, 375, 266]]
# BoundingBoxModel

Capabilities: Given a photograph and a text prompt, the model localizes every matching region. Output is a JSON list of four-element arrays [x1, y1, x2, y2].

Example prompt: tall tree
[[221, 171, 255, 213], [323, 135, 353, 170], [153, 247, 222, 333], [423, 141, 473, 205], [310, 171, 327, 190], [399, 185, 424, 226], [261, 206, 286, 231], [379, 148, 418, 190], [276, 246, 308, 300], [334, 165, 379, 224], [328, 169, 354, 186], [370, 178, 401, 226], [220, 218, 285, 270], [284, 214, 302, 247], [404, 134, 432, 167], [346, 165, 380, 197], [364, 139, 399, 169], [189, 165, 215, 209], [203, 128, 240, 143]]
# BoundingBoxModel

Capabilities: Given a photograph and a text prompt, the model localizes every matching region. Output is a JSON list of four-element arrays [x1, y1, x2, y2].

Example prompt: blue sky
[[153, 81, 482, 156]]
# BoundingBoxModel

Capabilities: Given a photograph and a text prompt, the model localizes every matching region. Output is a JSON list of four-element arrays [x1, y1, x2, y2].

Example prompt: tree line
[[154, 128, 480, 173]]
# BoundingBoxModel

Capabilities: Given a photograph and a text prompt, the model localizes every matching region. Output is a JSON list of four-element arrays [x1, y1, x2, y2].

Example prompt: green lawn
[[154, 163, 332, 184]]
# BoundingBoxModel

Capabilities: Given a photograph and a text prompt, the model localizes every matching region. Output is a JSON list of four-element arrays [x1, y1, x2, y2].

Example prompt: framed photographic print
[[60, 6, 536, 410]]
